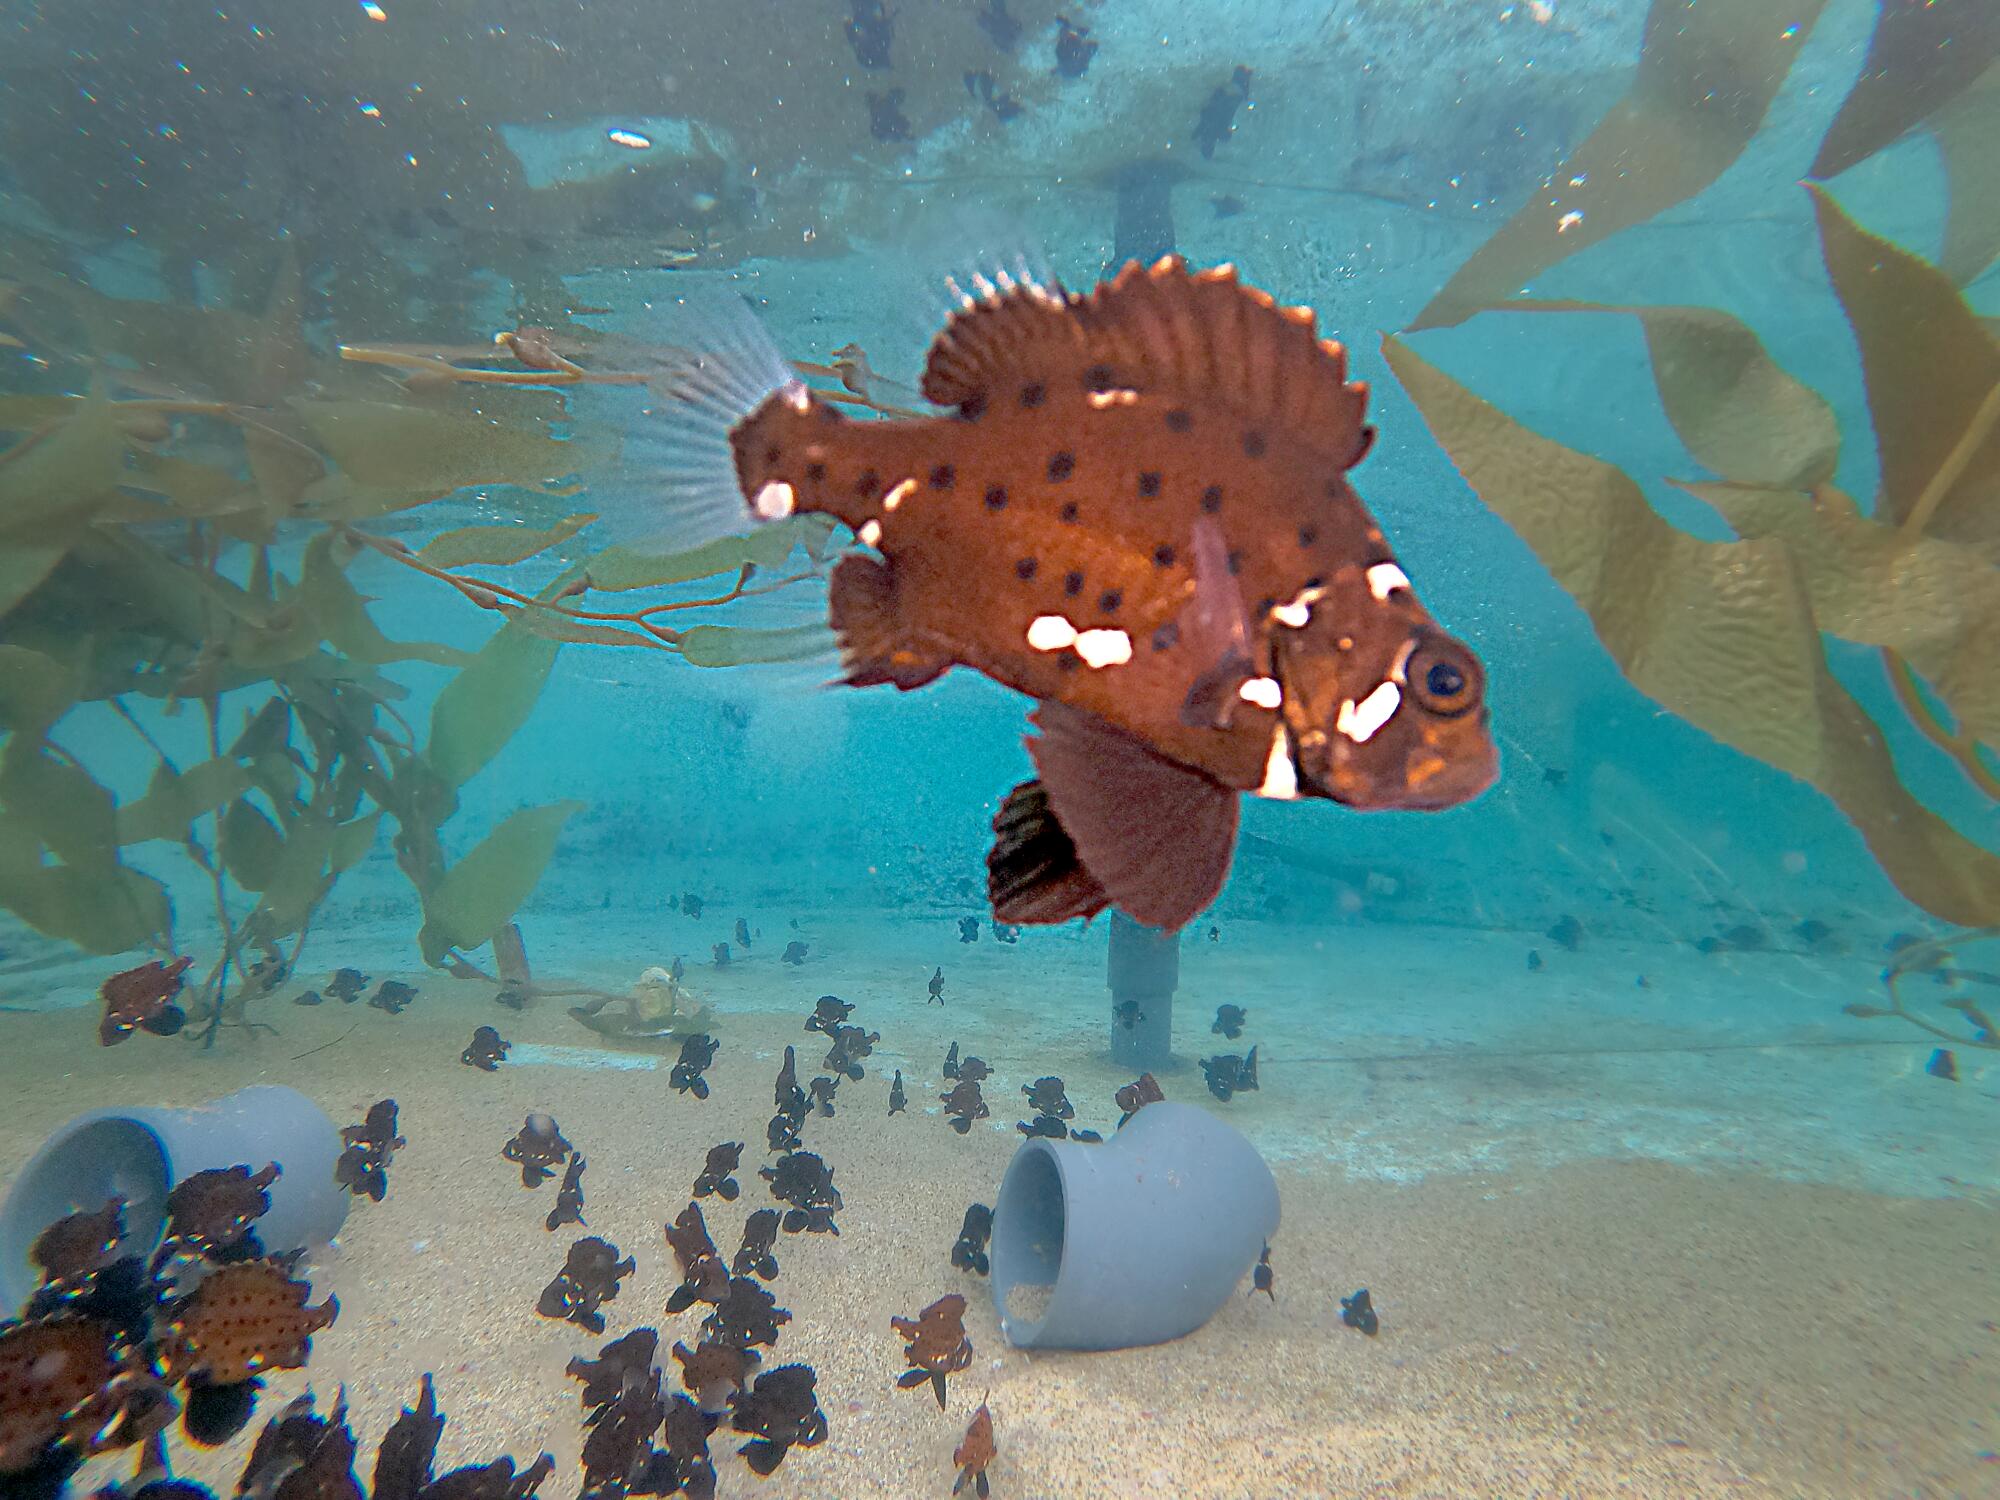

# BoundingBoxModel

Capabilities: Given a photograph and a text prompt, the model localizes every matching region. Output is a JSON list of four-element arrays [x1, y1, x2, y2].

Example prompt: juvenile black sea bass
[[665, 256, 1497, 929]]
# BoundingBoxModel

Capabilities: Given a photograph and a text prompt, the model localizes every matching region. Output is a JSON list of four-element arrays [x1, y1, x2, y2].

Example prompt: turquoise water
[[2, 3, 1997, 1496]]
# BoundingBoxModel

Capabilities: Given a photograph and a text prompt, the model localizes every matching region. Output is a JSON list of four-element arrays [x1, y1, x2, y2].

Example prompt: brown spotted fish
[[161, 1259, 338, 1384], [665, 255, 1496, 929]]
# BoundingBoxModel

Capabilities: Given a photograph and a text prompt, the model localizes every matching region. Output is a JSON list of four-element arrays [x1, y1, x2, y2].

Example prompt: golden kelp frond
[[1932, 63, 2000, 287], [1407, 0, 1827, 331], [1498, 301, 1839, 489], [1384, 336, 2000, 928], [1811, 185, 2000, 547], [1808, 0, 2000, 182]]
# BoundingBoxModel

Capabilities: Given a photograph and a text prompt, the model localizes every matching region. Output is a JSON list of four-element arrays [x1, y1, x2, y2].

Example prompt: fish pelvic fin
[[827, 554, 951, 690]]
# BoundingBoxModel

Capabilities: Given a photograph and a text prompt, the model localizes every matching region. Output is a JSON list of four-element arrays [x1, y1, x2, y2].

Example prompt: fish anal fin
[[1178, 515, 1257, 729], [987, 780, 1111, 926], [922, 258, 1369, 467], [1024, 702, 1239, 931], [828, 554, 950, 690]]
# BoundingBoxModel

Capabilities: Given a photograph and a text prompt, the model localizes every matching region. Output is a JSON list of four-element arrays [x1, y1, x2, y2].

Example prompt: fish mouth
[[1299, 732, 1499, 812]]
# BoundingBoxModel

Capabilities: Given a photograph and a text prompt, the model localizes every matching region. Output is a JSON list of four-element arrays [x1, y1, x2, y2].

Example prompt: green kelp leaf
[[1677, 481, 2000, 747], [417, 512, 598, 569], [584, 515, 837, 592], [1503, 301, 1839, 489], [426, 619, 560, 791], [247, 812, 336, 942], [1811, 185, 2000, 547], [677, 622, 834, 667], [0, 740, 118, 871], [0, 388, 129, 537], [116, 758, 252, 844], [510, 610, 653, 648], [0, 861, 170, 954], [1934, 64, 2000, 287], [1809, 0, 2000, 180], [297, 533, 468, 668], [1383, 335, 2000, 927], [220, 798, 284, 892], [0, 645, 79, 735], [230, 698, 292, 761], [0, 542, 67, 620], [121, 452, 258, 519], [330, 810, 382, 874], [1408, 0, 1828, 331], [416, 800, 583, 967], [293, 399, 611, 497]]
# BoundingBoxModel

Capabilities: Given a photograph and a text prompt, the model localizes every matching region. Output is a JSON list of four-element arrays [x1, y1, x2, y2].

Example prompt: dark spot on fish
[[1083, 363, 1114, 391], [1137, 471, 1161, 497], [855, 468, 881, 498], [1242, 430, 1267, 458], [1165, 408, 1193, 433], [1201, 484, 1223, 513], [1256, 595, 1275, 616], [1020, 383, 1045, 408], [1227, 550, 1243, 575], [1048, 452, 1075, 481], [1152, 544, 1176, 569], [1057, 653, 1079, 671], [960, 391, 987, 421], [1063, 570, 1084, 597], [1151, 621, 1178, 651], [985, 485, 1008, 510], [930, 464, 956, 490], [1299, 525, 1319, 548], [1100, 589, 1123, 613], [764, 444, 782, 465], [1015, 557, 1038, 580], [805, 461, 826, 482], [1059, 501, 1080, 523]]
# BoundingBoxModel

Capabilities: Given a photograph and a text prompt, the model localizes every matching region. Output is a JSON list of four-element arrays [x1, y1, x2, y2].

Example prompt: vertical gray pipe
[[1107, 911, 1179, 1070]]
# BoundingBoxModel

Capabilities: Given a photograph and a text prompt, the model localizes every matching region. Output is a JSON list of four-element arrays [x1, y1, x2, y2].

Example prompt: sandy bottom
[[2, 910, 1997, 1499]]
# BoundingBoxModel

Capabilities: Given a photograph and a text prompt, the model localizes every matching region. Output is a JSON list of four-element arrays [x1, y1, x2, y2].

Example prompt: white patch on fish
[[753, 481, 795, 519], [1336, 680, 1402, 742], [1365, 562, 1410, 601], [1027, 615, 1079, 652], [882, 477, 917, 512], [858, 519, 883, 547], [1255, 726, 1299, 800], [1086, 389, 1139, 408], [1271, 586, 1324, 628], [1238, 676, 1282, 709], [1075, 629, 1133, 668]]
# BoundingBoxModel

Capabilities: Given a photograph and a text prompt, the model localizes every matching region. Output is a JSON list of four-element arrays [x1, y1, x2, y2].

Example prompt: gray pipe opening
[[991, 1143, 1065, 1342], [0, 1117, 171, 1305]]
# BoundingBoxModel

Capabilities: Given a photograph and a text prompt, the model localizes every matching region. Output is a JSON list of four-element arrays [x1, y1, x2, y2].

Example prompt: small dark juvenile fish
[[1546, 915, 1584, 952], [954, 1400, 997, 1498], [928, 966, 946, 1004], [734, 1207, 782, 1280], [890, 1070, 907, 1114], [1543, 766, 1567, 786], [1927, 1047, 1958, 1082], [1209, 195, 1245, 220], [538, 1237, 634, 1334], [736, 917, 753, 948], [943, 1040, 962, 1079], [1017, 1113, 1066, 1139], [673, 1034, 721, 1099], [975, 0, 1020, 52], [503, 1111, 572, 1188], [462, 1024, 510, 1071], [695, 1142, 744, 1201], [964, 69, 1024, 123], [762, 1151, 842, 1235], [957, 1055, 992, 1084], [783, 940, 809, 965], [1340, 1287, 1379, 1336], [1252, 1242, 1274, 1299], [370, 979, 417, 1015], [683, 893, 705, 919], [951, 1203, 993, 1276], [713, 942, 731, 967], [671, 954, 687, 983], [959, 916, 981, 943], [868, 88, 913, 143], [1208, 924, 1221, 942], [337, 1099, 405, 1201], [292, 989, 323, 1006], [1200, 1045, 1259, 1102], [806, 995, 854, 1034], [943, 1079, 990, 1135], [1113, 999, 1143, 1031], [1069, 1127, 1103, 1143], [668, 257, 1495, 932], [1115, 1072, 1164, 1125], [547, 1156, 587, 1231], [1211, 1004, 1246, 1039], [846, 0, 893, 68], [808, 1074, 840, 1118], [825, 1023, 881, 1081], [1527, 949, 1544, 972], [1053, 14, 1097, 76], [326, 967, 368, 1002], [1193, 65, 1252, 158], [1022, 1076, 1073, 1118], [992, 920, 1020, 943], [730, 1362, 828, 1476]]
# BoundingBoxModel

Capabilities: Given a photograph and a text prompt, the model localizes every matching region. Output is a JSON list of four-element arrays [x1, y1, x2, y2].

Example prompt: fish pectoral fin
[[1021, 701, 1240, 930], [827, 553, 951, 690], [987, 779, 1111, 926], [1178, 515, 1257, 730]]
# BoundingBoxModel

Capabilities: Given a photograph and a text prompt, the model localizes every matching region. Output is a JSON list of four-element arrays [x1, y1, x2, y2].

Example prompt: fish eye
[[1408, 636, 1482, 717]]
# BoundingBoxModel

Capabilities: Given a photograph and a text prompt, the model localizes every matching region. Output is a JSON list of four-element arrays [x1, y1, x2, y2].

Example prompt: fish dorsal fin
[[921, 256, 1372, 469]]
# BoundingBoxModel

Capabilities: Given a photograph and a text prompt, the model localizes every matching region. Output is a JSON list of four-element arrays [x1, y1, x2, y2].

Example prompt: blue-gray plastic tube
[[0, 1084, 348, 1309], [990, 1099, 1279, 1350]]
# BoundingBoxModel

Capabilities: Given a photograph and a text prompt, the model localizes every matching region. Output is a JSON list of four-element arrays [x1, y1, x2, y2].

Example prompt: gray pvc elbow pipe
[[990, 1100, 1279, 1350], [0, 1084, 349, 1309]]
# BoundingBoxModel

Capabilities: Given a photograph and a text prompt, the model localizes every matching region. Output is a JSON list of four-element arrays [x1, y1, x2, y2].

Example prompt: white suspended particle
[[1255, 727, 1299, 800], [1336, 680, 1402, 743], [1027, 615, 1079, 652], [1074, 629, 1133, 669], [606, 128, 654, 150], [1364, 562, 1410, 601], [1238, 676, 1282, 710], [752, 481, 795, 519]]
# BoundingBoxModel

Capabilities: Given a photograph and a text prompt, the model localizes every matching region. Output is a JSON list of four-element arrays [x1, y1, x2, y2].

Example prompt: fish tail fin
[[827, 553, 950, 690], [642, 287, 807, 543]]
